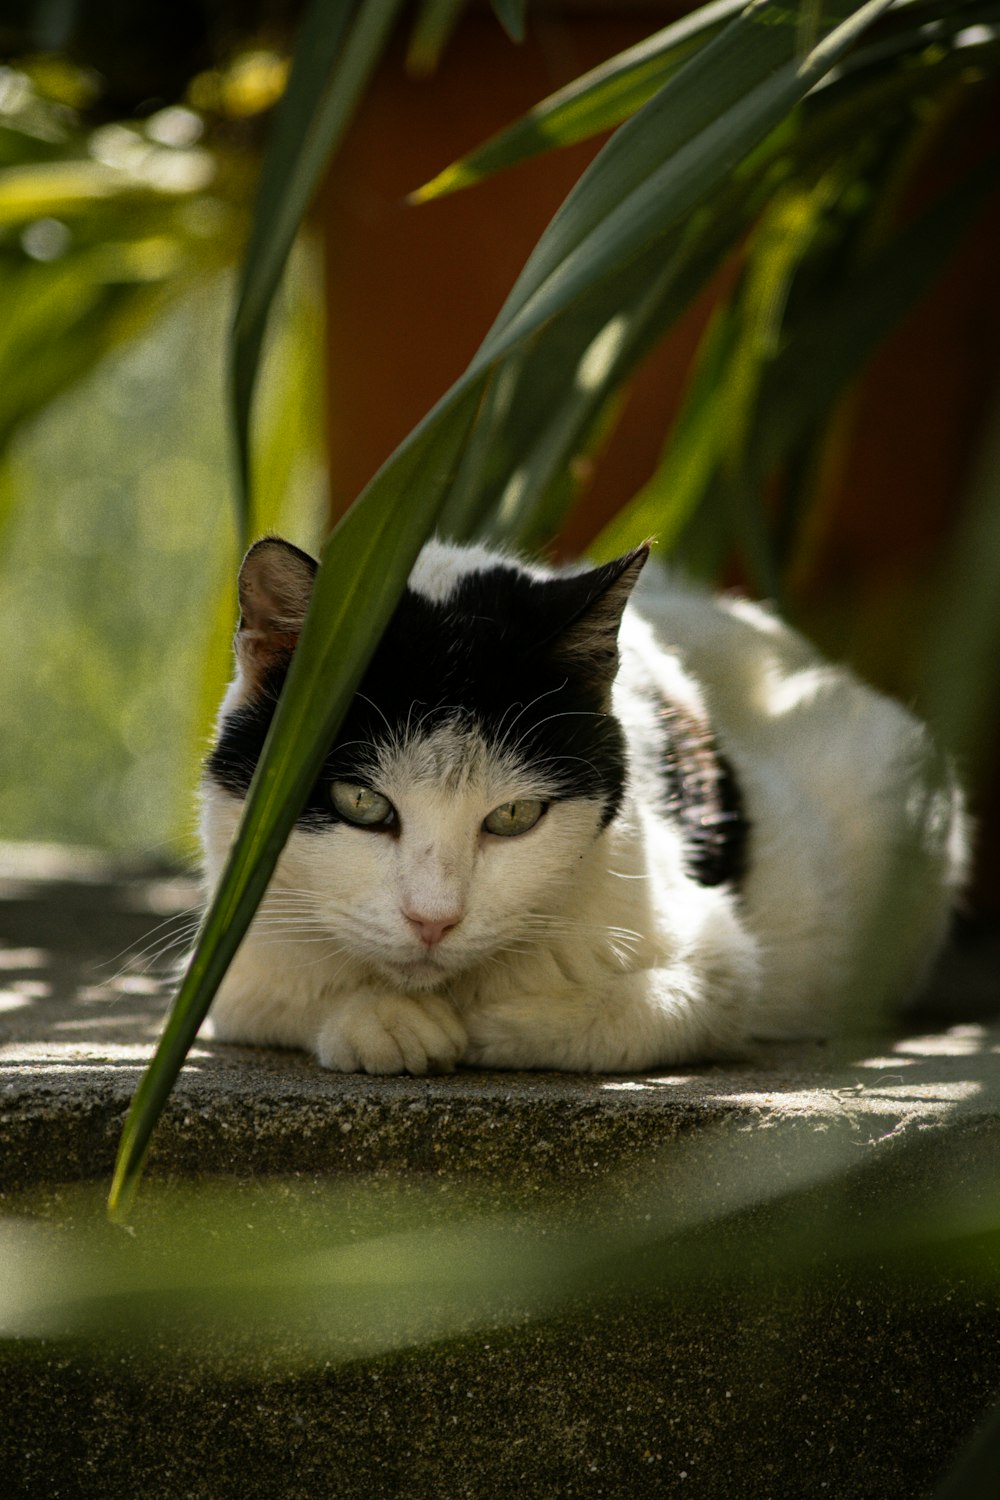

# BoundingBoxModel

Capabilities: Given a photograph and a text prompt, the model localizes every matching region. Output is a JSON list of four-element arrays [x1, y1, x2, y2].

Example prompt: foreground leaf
[[411, 0, 745, 202], [108, 379, 484, 1217]]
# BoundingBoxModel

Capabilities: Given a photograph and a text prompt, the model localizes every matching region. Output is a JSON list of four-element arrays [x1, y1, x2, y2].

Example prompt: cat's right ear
[[235, 536, 318, 687]]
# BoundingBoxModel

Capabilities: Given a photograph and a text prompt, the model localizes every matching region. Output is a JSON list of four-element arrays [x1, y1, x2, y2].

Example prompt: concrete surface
[[2, 841, 1000, 1499]]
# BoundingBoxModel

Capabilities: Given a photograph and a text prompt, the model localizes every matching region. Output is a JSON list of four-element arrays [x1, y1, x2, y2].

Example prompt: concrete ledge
[[2, 843, 1000, 1499], [2, 841, 999, 1193]]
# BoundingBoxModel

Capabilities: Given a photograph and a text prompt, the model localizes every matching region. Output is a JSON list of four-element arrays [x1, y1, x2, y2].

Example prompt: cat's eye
[[483, 799, 547, 837], [330, 781, 396, 828]]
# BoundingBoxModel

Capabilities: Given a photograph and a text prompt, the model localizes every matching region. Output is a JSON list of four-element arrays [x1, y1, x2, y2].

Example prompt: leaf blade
[[229, 0, 405, 544], [410, 0, 746, 202], [474, 0, 898, 375], [108, 379, 486, 1217], [490, 0, 526, 44]]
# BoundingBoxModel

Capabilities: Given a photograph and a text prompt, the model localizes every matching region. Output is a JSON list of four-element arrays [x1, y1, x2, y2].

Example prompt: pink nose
[[403, 909, 462, 948]]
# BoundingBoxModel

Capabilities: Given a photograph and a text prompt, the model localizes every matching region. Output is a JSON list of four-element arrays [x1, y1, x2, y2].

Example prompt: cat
[[199, 535, 968, 1075]]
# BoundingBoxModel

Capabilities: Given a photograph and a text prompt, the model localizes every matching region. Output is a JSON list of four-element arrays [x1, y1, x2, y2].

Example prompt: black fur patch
[[657, 702, 749, 888], [207, 564, 629, 830]]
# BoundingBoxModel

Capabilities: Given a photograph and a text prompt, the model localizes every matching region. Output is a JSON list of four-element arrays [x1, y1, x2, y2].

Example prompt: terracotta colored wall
[[318, 9, 712, 537]]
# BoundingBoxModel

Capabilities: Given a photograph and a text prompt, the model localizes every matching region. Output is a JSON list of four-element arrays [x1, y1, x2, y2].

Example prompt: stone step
[[1, 842, 998, 1500]]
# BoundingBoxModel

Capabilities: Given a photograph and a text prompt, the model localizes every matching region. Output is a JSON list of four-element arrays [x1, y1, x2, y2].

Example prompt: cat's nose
[[403, 908, 462, 948]]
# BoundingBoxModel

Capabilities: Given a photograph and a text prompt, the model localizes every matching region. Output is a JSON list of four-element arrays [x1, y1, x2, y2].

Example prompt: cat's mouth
[[377, 947, 461, 993]]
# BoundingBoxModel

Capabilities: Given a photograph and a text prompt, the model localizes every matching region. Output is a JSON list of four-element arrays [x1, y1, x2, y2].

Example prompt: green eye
[[330, 781, 396, 828], [483, 799, 547, 837]]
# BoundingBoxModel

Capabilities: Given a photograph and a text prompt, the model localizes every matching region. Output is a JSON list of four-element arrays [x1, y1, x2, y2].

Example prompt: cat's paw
[[316, 991, 466, 1076]]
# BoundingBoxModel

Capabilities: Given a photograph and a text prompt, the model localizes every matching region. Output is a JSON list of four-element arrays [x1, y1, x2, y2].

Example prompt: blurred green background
[[0, 53, 324, 859]]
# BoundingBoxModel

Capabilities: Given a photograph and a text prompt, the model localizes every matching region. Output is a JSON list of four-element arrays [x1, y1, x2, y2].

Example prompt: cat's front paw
[[316, 991, 466, 1076]]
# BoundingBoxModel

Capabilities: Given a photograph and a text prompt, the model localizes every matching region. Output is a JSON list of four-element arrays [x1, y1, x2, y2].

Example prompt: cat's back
[[625, 566, 967, 1028], [628, 564, 924, 799]]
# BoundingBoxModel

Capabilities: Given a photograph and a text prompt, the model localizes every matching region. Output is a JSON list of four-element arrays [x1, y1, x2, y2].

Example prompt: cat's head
[[203, 536, 648, 992]]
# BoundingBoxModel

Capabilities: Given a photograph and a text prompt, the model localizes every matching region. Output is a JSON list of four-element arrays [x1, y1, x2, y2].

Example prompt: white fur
[[199, 545, 968, 1075]]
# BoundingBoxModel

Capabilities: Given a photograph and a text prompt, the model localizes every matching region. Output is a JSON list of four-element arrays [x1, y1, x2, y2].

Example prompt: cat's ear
[[546, 543, 650, 687], [235, 536, 318, 684]]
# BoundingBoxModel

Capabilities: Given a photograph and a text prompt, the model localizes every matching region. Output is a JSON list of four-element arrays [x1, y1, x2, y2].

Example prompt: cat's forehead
[[407, 540, 549, 606], [372, 720, 553, 801], [351, 563, 562, 734]]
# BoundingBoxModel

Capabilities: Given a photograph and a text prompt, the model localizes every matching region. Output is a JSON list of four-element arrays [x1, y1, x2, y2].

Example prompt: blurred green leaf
[[592, 128, 999, 579], [230, 0, 405, 545], [406, 0, 468, 75], [12, 1104, 1000, 1365], [0, 160, 137, 221], [0, 68, 246, 547], [489, 0, 526, 44], [108, 376, 485, 1217], [411, 0, 745, 203], [932, 1401, 1000, 1500]]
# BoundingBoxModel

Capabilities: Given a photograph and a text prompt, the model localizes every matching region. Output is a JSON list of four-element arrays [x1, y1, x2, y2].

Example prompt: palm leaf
[[406, 0, 469, 76], [590, 55, 1000, 574], [412, 0, 999, 204], [588, 301, 739, 565], [411, 0, 745, 203], [472, 0, 897, 372], [229, 0, 405, 545], [440, 180, 761, 549], [490, 0, 526, 43], [109, 380, 485, 1215]]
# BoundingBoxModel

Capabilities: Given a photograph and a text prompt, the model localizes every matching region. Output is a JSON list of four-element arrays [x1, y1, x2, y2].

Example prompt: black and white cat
[[200, 536, 967, 1074]]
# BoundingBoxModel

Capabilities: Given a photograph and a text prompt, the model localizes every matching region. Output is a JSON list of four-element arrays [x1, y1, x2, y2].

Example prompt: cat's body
[[200, 537, 967, 1075]]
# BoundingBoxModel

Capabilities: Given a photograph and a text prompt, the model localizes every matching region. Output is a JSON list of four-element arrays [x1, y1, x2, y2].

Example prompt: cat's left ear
[[547, 542, 651, 687], [235, 536, 318, 685]]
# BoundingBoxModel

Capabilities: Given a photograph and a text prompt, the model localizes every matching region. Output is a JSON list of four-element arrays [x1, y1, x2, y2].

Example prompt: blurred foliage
[[0, 63, 237, 534], [0, 250, 324, 857], [7, 1099, 1000, 1371], [0, 57, 325, 857], [5, 1095, 1000, 1489], [0, 1, 303, 116]]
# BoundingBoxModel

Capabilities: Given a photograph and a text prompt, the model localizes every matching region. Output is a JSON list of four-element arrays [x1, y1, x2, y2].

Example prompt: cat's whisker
[[97, 904, 205, 973], [102, 920, 206, 983], [479, 948, 527, 977]]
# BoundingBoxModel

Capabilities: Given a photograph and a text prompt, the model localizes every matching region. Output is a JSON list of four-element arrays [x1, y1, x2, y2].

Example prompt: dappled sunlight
[[0, 988, 44, 1014], [0, 848, 192, 1075], [0, 947, 48, 970], [601, 1076, 696, 1090], [0, 1055, 149, 1074], [886, 1023, 994, 1058], [702, 1022, 999, 1123], [593, 1022, 1000, 1130]]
